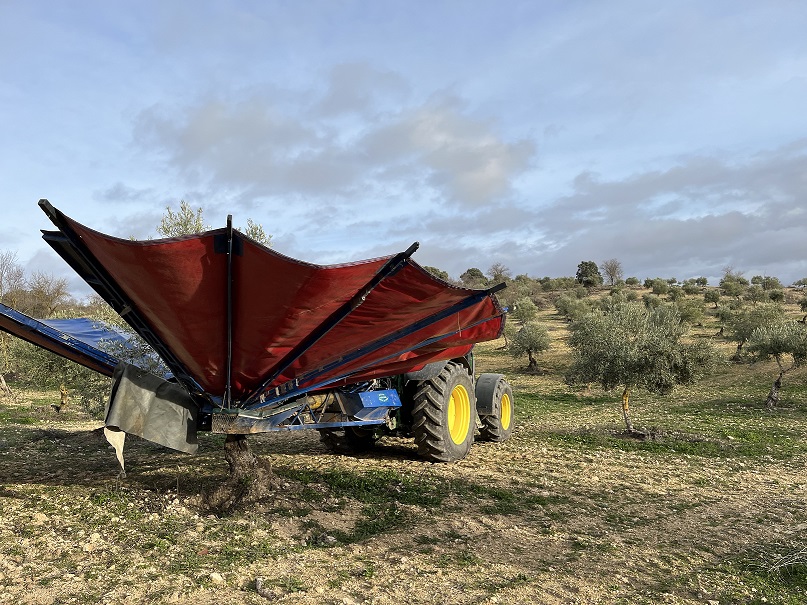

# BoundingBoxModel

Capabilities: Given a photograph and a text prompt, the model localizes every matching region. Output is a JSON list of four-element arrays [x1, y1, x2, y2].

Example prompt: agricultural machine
[[0, 200, 514, 464]]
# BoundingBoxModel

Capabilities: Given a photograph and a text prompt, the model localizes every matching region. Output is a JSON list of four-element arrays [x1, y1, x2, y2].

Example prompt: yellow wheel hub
[[500, 392, 512, 431], [447, 384, 471, 445]]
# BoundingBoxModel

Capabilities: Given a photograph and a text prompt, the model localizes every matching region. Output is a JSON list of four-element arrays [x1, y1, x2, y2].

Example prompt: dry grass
[[1, 291, 806, 604]]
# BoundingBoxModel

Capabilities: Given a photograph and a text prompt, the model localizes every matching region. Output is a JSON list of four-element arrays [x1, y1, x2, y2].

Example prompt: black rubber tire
[[477, 376, 514, 442], [318, 426, 378, 454], [411, 361, 476, 462]]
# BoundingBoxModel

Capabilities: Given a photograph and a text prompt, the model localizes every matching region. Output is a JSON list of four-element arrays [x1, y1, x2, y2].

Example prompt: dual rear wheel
[[411, 364, 514, 462], [320, 362, 515, 463]]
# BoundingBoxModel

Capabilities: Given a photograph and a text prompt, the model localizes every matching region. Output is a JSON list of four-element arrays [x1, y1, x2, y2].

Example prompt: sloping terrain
[[1, 311, 806, 605]]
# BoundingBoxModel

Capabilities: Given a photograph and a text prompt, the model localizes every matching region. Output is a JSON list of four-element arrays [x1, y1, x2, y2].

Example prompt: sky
[[2, 0, 806, 297]]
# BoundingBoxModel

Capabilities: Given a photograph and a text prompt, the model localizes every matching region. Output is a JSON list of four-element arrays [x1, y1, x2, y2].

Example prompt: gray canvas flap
[[105, 363, 199, 454]]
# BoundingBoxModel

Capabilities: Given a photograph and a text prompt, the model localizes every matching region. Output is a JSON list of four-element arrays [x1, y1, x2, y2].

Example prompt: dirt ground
[[1, 338, 806, 604]]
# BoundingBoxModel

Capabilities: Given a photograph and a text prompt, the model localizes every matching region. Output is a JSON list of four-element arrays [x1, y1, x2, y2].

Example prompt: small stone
[[255, 577, 276, 599], [209, 572, 225, 585]]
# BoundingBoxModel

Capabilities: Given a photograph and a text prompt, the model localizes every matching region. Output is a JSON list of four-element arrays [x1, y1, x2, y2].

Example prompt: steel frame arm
[[38, 199, 207, 404], [240, 241, 420, 406]]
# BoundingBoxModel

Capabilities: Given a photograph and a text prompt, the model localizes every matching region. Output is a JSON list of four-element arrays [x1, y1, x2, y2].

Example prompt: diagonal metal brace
[[245, 282, 506, 411], [241, 241, 420, 406]]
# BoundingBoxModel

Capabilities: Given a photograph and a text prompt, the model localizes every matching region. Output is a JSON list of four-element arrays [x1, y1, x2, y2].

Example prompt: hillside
[[0, 294, 806, 604]]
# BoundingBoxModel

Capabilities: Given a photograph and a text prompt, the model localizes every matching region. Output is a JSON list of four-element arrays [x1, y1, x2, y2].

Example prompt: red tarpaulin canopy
[[40, 201, 505, 404]]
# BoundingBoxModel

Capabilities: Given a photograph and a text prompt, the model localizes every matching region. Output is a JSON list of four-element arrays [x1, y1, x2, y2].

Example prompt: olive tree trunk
[[527, 350, 539, 372], [765, 372, 783, 409], [0, 373, 12, 398], [621, 387, 634, 432], [204, 434, 277, 514]]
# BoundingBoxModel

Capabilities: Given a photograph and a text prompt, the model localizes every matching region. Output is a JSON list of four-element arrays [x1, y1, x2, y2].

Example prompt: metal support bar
[[250, 310, 504, 412], [37, 199, 207, 404], [241, 241, 420, 406], [224, 215, 234, 409]]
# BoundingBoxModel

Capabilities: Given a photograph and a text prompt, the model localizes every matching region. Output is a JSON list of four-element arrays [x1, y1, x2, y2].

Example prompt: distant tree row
[[501, 262, 807, 431]]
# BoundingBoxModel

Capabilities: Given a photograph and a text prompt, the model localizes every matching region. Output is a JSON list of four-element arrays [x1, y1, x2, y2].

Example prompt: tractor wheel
[[319, 427, 378, 454], [476, 374, 514, 442], [411, 361, 476, 462]]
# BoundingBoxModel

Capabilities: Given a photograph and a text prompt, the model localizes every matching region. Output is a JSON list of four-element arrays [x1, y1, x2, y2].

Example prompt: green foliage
[[566, 300, 719, 396], [720, 268, 749, 299], [539, 276, 576, 291], [625, 276, 640, 287], [241, 218, 272, 247], [748, 321, 807, 371], [158, 200, 208, 237], [681, 280, 701, 295], [745, 284, 766, 305], [642, 293, 662, 309], [423, 266, 450, 282], [575, 261, 603, 288], [508, 321, 550, 370], [459, 267, 487, 288], [9, 339, 111, 416], [510, 297, 538, 324], [726, 303, 786, 354], [752, 275, 782, 291], [675, 298, 705, 326], [703, 289, 720, 307], [667, 285, 684, 302], [157, 201, 271, 247], [650, 278, 669, 295], [554, 293, 592, 321]]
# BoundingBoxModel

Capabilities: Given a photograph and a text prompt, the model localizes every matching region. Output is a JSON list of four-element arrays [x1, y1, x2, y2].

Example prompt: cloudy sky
[[2, 1, 806, 296]]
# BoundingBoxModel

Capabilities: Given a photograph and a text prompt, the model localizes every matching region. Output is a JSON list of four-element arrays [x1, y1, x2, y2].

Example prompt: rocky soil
[[1, 339, 806, 604]]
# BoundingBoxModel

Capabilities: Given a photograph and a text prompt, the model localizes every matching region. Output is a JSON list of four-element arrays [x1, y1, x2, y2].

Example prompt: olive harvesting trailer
[[0, 200, 515, 464]]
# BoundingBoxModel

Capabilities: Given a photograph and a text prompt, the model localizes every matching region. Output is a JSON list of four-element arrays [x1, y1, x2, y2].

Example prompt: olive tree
[[157, 200, 272, 247], [704, 289, 721, 309], [511, 297, 538, 324], [747, 321, 807, 408], [508, 321, 550, 372], [566, 300, 718, 432], [158, 200, 208, 237], [555, 293, 593, 322], [157, 202, 274, 510], [726, 303, 784, 359]]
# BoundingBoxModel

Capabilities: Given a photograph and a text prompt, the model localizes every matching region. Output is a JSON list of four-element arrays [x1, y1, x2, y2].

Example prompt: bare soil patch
[[1, 323, 807, 604]]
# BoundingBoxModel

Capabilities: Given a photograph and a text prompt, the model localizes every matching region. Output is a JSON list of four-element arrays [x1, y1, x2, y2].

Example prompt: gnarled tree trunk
[[527, 349, 538, 372], [204, 434, 277, 514], [621, 387, 634, 432], [0, 373, 12, 398], [765, 371, 783, 409]]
